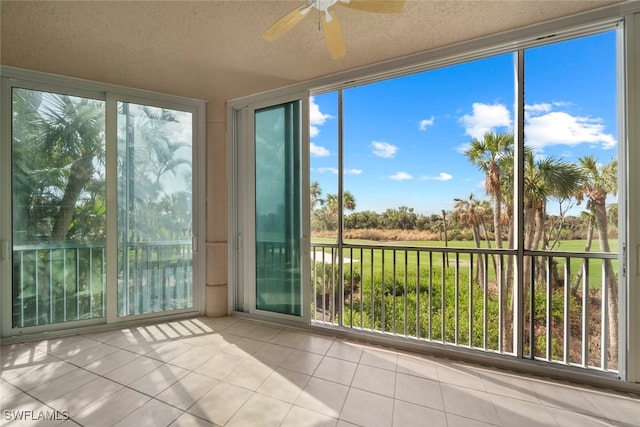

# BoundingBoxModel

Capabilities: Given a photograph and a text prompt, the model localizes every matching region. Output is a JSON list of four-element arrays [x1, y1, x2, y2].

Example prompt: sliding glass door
[[1, 73, 205, 335], [10, 87, 107, 328], [232, 94, 309, 320], [116, 101, 194, 317], [255, 102, 303, 316]]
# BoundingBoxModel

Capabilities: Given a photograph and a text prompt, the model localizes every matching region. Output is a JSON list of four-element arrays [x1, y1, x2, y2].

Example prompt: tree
[[310, 180, 323, 213], [577, 156, 618, 365], [325, 191, 356, 224], [524, 153, 583, 252], [465, 131, 513, 350], [465, 132, 514, 250], [380, 206, 418, 230], [452, 194, 494, 282], [12, 90, 106, 243]]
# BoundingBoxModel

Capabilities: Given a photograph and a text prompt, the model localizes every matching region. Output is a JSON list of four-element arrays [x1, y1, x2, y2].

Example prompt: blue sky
[[309, 30, 618, 216]]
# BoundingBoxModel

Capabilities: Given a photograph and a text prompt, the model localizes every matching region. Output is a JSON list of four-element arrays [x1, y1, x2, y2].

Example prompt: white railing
[[310, 242, 619, 373], [12, 241, 193, 328]]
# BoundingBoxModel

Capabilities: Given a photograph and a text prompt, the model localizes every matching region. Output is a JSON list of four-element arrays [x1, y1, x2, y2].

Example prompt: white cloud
[[310, 142, 330, 157], [461, 100, 616, 151], [389, 172, 412, 181], [371, 141, 398, 158], [422, 172, 453, 181], [310, 96, 332, 138], [419, 116, 435, 131], [525, 103, 553, 115], [455, 142, 471, 154], [461, 103, 512, 139], [314, 167, 362, 175], [345, 168, 363, 175], [525, 111, 616, 150]]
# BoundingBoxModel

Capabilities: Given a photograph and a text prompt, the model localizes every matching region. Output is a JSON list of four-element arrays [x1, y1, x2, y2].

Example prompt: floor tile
[[225, 393, 291, 427], [295, 377, 349, 418], [73, 387, 150, 427], [325, 340, 364, 363], [0, 379, 23, 400], [546, 406, 613, 427], [221, 337, 266, 357], [144, 340, 196, 363], [579, 388, 640, 425], [446, 413, 500, 427], [395, 372, 444, 411], [491, 394, 557, 427], [103, 355, 164, 385], [113, 398, 183, 427], [436, 362, 486, 391], [169, 412, 216, 427], [243, 324, 282, 342], [47, 376, 123, 415], [257, 367, 310, 403], [393, 399, 447, 427], [251, 342, 294, 366], [47, 337, 103, 359], [28, 368, 98, 402], [313, 356, 357, 386], [360, 345, 398, 371], [1, 343, 52, 368], [2, 392, 48, 415], [3, 360, 77, 391], [64, 342, 120, 367], [82, 348, 140, 375], [281, 405, 338, 427], [156, 372, 219, 411], [279, 349, 324, 375], [4, 316, 638, 427], [479, 370, 542, 404], [396, 352, 439, 380], [223, 358, 274, 390], [529, 379, 601, 418], [441, 384, 499, 425], [166, 345, 217, 371], [129, 363, 190, 396], [340, 388, 394, 427], [194, 351, 244, 380], [187, 382, 252, 425], [352, 364, 396, 397]]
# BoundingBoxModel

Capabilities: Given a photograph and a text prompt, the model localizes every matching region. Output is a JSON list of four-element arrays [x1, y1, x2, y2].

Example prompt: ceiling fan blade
[[263, 4, 310, 41], [322, 12, 346, 60], [338, 0, 405, 14]]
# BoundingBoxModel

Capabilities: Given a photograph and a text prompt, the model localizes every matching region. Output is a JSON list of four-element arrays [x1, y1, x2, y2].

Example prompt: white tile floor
[[1, 316, 639, 426]]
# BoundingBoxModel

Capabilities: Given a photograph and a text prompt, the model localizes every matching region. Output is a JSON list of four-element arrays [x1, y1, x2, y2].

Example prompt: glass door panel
[[11, 88, 106, 327], [116, 102, 193, 316], [255, 102, 302, 316]]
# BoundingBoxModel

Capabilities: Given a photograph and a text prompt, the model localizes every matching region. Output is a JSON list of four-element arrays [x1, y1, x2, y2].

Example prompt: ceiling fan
[[263, 0, 405, 60]]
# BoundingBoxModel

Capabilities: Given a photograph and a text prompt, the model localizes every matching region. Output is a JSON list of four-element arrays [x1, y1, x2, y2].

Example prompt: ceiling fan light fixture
[[263, 0, 405, 59]]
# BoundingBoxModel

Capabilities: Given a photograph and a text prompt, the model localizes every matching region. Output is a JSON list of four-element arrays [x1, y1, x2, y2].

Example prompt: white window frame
[[229, 92, 311, 324], [228, 6, 640, 384], [0, 67, 207, 337]]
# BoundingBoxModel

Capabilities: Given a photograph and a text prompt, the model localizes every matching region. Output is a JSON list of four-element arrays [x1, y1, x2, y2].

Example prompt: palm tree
[[310, 180, 323, 213], [465, 132, 513, 350], [524, 153, 584, 254], [577, 155, 618, 365], [452, 194, 487, 282], [465, 131, 514, 250], [325, 191, 356, 219], [12, 91, 106, 243]]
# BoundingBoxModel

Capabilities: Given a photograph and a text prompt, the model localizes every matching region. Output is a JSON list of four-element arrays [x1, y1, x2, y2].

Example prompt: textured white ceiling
[[0, 1, 622, 103]]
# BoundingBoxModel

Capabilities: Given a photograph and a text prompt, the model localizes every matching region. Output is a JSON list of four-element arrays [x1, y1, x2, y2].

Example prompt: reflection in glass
[[11, 88, 106, 327], [255, 102, 302, 316], [117, 102, 193, 316]]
